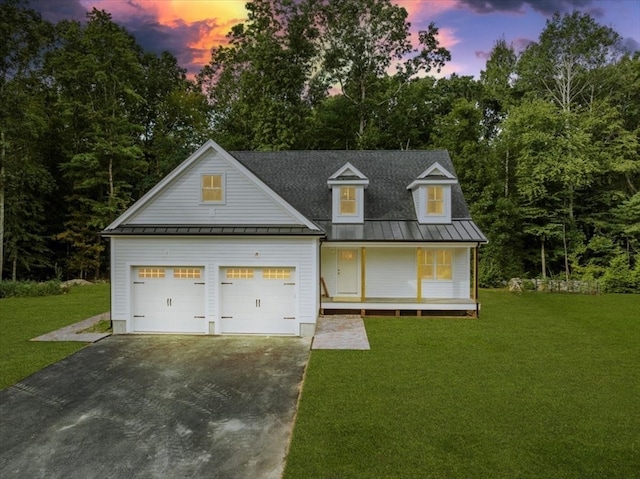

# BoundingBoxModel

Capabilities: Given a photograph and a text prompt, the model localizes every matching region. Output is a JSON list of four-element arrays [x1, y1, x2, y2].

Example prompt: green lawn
[[0, 283, 110, 390], [284, 291, 640, 479]]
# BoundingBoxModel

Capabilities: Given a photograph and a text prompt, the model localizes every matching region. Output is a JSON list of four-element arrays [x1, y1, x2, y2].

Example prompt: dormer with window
[[327, 162, 369, 224], [407, 162, 456, 224]]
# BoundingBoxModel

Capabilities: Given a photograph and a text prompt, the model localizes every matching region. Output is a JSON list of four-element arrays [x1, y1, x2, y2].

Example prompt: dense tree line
[[1, 0, 638, 291]]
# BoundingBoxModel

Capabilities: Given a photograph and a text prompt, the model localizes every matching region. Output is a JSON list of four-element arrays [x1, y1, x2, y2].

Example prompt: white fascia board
[[327, 179, 370, 188], [417, 162, 456, 179], [406, 178, 457, 190], [329, 162, 368, 180]]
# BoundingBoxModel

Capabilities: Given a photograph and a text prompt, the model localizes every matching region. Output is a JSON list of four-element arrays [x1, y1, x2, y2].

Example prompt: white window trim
[[416, 184, 451, 224], [420, 248, 454, 281], [332, 185, 365, 223], [200, 173, 226, 205]]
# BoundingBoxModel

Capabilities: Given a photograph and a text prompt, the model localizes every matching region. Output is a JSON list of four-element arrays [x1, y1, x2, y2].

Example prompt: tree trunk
[[0, 130, 5, 280], [12, 255, 17, 281], [504, 144, 509, 197], [563, 223, 570, 282], [541, 237, 546, 280]]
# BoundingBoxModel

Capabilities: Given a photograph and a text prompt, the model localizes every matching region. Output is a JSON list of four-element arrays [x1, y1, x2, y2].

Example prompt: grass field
[[0, 283, 110, 390], [284, 291, 640, 479]]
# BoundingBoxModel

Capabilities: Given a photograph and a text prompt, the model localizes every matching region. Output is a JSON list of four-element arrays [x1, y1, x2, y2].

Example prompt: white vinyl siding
[[128, 150, 302, 225], [110, 236, 319, 334], [365, 248, 416, 298], [320, 246, 470, 300]]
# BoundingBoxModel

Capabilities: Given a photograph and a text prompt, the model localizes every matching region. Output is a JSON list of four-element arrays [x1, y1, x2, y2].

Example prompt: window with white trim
[[202, 174, 224, 202], [340, 186, 356, 215], [421, 249, 452, 280], [426, 186, 444, 215]]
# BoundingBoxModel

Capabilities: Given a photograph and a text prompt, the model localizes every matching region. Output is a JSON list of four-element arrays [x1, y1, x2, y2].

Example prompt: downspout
[[475, 244, 480, 318]]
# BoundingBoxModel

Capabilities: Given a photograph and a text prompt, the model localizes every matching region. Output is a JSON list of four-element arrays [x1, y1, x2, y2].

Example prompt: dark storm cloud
[[27, 0, 221, 75], [29, 0, 87, 22], [120, 18, 217, 74], [457, 0, 597, 16]]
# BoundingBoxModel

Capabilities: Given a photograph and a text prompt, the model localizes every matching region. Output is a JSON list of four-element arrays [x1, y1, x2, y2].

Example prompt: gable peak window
[[202, 174, 224, 203]]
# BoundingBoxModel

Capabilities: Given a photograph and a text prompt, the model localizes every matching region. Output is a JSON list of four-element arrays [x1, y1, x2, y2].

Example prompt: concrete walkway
[[30, 312, 111, 343], [312, 315, 370, 350], [32, 312, 370, 349]]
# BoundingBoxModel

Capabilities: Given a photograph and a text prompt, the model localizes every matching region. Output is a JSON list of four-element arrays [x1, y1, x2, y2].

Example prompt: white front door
[[337, 248, 359, 296], [220, 267, 297, 335], [131, 266, 205, 333]]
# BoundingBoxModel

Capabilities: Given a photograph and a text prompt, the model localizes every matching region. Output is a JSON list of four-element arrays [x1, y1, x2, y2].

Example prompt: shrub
[[600, 255, 640, 294], [0, 280, 67, 299]]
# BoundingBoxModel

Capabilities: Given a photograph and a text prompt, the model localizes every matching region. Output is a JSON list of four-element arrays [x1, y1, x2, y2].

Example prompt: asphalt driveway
[[0, 335, 311, 479]]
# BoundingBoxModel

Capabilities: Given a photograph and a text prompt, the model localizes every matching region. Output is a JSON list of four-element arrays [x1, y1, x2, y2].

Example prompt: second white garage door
[[219, 267, 297, 335]]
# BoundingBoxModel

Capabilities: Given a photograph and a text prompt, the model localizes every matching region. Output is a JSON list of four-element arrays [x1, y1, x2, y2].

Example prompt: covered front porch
[[319, 243, 481, 317]]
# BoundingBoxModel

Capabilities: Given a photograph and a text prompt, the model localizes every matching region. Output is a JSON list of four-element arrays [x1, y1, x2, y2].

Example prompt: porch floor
[[320, 297, 479, 317], [322, 297, 475, 304]]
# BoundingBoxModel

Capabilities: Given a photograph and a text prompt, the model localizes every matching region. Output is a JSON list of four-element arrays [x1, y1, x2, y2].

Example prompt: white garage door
[[132, 266, 205, 333], [220, 267, 297, 335]]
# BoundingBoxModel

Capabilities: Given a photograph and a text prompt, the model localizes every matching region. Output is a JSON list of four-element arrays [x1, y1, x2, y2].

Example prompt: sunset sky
[[31, 0, 640, 78]]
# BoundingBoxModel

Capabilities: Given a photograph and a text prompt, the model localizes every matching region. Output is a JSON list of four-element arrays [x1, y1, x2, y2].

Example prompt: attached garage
[[131, 266, 206, 334], [220, 267, 297, 335]]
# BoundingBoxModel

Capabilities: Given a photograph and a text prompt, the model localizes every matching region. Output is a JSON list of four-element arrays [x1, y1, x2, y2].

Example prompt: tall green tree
[[46, 9, 146, 278], [0, 0, 53, 279], [517, 11, 622, 112], [136, 52, 211, 193], [198, 0, 319, 150], [314, 0, 450, 146]]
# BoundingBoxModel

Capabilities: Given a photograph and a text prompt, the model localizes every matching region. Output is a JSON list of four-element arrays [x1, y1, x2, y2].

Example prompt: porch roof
[[315, 219, 487, 242]]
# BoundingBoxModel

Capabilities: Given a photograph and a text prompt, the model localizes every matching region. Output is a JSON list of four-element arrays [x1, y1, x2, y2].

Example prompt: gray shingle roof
[[230, 150, 471, 221]]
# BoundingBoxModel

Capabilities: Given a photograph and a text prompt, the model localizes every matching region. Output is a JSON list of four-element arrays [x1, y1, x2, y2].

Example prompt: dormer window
[[340, 186, 357, 215], [407, 162, 456, 224], [328, 162, 369, 224], [427, 186, 445, 215]]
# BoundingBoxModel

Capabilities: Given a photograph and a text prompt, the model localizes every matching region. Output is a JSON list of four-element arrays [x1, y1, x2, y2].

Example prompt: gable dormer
[[327, 162, 369, 224], [407, 162, 457, 224]]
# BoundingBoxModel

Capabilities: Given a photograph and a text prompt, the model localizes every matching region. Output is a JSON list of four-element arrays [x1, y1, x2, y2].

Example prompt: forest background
[[1, 0, 639, 291]]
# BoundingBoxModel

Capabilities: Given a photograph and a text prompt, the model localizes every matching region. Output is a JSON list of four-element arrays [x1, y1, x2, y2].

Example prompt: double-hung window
[[426, 186, 444, 215], [202, 174, 224, 203], [421, 249, 452, 280], [340, 186, 356, 215]]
